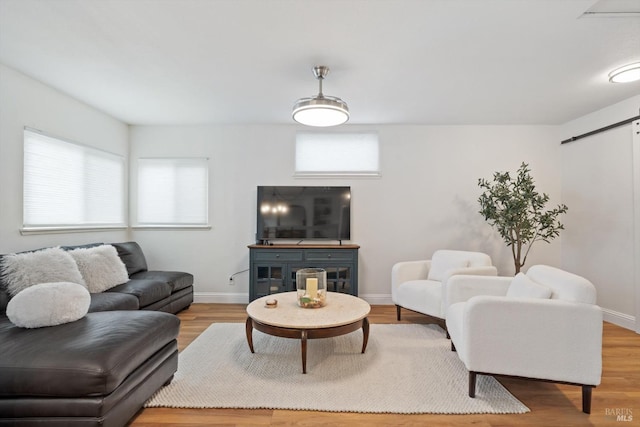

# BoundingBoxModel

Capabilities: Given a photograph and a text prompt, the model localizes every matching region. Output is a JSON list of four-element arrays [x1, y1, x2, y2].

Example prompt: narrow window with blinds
[[136, 158, 209, 227], [23, 128, 126, 231], [295, 132, 380, 177]]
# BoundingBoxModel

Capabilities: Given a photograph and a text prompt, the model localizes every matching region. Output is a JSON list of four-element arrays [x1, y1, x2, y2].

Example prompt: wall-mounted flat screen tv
[[256, 186, 351, 243]]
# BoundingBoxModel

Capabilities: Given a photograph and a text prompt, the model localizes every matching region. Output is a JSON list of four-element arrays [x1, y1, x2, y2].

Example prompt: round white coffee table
[[245, 291, 371, 374]]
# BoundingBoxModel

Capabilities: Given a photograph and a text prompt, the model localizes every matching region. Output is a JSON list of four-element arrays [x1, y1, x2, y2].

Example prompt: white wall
[[0, 64, 129, 252], [130, 124, 563, 303], [0, 63, 568, 307], [3, 61, 637, 331], [560, 94, 640, 330]]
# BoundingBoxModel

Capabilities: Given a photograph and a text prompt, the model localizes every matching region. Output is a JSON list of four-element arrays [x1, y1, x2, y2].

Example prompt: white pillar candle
[[306, 277, 318, 299]]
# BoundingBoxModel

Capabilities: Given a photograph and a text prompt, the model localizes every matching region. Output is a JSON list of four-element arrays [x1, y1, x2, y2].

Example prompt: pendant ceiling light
[[608, 62, 640, 83], [292, 66, 349, 127]]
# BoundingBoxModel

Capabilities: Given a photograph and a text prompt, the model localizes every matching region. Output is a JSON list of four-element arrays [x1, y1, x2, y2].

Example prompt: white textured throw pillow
[[68, 245, 129, 293], [1, 247, 86, 297], [6, 282, 90, 328], [506, 272, 552, 299], [427, 252, 470, 282]]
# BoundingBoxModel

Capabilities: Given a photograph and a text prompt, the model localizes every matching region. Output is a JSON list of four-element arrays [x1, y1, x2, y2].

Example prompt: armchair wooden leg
[[451, 341, 456, 352], [396, 305, 401, 321], [582, 385, 593, 414], [469, 372, 477, 398]]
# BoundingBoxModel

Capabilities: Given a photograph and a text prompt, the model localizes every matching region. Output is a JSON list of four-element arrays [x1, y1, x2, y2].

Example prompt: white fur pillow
[[68, 245, 129, 293], [506, 272, 552, 299], [1, 247, 86, 297], [6, 282, 90, 328]]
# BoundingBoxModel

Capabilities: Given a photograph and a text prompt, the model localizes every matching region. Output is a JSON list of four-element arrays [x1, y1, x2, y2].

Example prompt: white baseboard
[[359, 293, 393, 305], [602, 308, 637, 332], [194, 292, 248, 304], [193, 292, 395, 306]]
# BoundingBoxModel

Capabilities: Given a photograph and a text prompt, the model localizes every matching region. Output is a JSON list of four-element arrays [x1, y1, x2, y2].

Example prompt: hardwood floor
[[131, 303, 639, 426]]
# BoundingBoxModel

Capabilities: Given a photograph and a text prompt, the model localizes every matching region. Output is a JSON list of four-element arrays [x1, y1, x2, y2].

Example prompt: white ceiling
[[0, 0, 639, 126]]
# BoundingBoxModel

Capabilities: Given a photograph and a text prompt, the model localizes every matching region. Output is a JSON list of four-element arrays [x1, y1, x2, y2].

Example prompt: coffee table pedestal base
[[245, 317, 370, 374]]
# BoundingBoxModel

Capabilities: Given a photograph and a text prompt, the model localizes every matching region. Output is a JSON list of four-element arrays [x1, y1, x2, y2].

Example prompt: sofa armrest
[[460, 296, 603, 385], [445, 275, 511, 307]]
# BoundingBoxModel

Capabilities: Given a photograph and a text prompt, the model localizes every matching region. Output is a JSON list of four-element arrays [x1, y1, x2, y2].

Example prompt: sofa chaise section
[[0, 240, 193, 426], [0, 310, 180, 426]]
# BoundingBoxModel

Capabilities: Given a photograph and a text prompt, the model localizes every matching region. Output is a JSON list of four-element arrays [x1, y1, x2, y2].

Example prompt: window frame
[[134, 157, 211, 230], [21, 127, 127, 235], [294, 131, 381, 178]]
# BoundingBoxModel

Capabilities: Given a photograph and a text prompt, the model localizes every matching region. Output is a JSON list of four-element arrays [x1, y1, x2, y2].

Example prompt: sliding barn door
[[561, 121, 638, 332]]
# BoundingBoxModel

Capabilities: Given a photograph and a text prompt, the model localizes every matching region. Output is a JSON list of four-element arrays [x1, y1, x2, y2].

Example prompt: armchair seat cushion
[[393, 279, 442, 317]]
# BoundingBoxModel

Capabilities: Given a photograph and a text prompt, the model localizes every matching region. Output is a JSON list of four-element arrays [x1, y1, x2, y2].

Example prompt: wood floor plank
[[130, 303, 639, 426]]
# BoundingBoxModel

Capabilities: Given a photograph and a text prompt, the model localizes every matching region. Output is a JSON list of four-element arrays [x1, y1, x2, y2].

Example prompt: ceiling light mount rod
[[313, 66, 329, 97]]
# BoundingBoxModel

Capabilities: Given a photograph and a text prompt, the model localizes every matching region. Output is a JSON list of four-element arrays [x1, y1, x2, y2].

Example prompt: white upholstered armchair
[[445, 265, 603, 413], [391, 250, 497, 323]]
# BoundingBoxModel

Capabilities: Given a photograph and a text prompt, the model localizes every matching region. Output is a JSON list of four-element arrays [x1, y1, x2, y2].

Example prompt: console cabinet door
[[252, 263, 288, 300], [325, 265, 354, 294]]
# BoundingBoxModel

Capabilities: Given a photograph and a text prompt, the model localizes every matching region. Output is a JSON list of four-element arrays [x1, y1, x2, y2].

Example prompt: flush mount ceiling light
[[292, 66, 349, 127], [608, 62, 640, 83]]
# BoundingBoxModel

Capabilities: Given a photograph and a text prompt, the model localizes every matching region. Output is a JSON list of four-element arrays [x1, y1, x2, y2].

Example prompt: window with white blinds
[[136, 158, 209, 226], [295, 132, 380, 177], [23, 129, 126, 229]]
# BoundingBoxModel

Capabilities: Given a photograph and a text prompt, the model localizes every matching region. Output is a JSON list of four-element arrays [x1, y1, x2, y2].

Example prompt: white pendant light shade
[[293, 66, 349, 127], [293, 96, 349, 127], [608, 62, 640, 83]]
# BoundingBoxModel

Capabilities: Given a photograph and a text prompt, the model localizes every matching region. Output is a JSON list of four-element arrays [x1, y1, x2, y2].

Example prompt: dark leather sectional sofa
[[0, 241, 194, 426]]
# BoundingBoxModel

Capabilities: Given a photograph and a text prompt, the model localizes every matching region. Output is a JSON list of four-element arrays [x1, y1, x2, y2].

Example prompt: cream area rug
[[145, 323, 529, 414]]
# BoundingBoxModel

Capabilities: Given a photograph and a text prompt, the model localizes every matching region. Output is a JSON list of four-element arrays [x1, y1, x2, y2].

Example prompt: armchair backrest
[[429, 250, 493, 282], [526, 265, 596, 304]]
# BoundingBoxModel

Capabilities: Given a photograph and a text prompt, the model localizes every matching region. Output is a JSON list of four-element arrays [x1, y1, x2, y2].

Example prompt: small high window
[[295, 132, 380, 177]]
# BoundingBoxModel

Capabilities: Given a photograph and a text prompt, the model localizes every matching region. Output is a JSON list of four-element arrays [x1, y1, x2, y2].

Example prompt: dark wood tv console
[[248, 244, 359, 302]]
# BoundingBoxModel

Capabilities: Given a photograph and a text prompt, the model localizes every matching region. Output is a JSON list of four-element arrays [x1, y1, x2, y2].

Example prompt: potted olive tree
[[478, 162, 568, 274]]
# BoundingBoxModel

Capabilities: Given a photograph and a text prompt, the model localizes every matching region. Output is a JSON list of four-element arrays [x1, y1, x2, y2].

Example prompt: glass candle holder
[[296, 268, 327, 308]]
